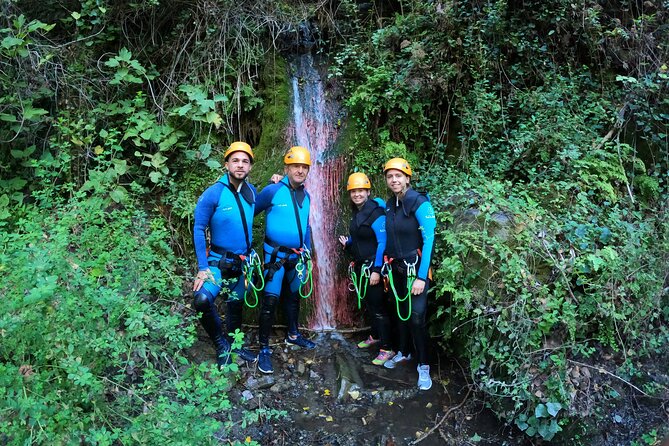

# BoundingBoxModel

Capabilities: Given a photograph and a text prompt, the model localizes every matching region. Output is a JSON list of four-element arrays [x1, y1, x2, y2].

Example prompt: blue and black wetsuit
[[193, 173, 256, 350], [255, 177, 311, 347], [385, 187, 436, 365], [345, 197, 391, 349]]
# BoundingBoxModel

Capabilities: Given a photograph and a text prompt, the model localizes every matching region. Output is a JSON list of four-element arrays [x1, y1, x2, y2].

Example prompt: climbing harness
[[383, 255, 418, 322], [348, 261, 372, 309], [296, 247, 313, 299], [262, 241, 313, 299], [241, 249, 264, 308]]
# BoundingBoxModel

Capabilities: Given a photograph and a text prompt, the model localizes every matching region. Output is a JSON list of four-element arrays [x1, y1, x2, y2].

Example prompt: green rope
[[296, 250, 313, 299], [242, 251, 264, 308], [385, 261, 416, 322], [349, 262, 371, 309]]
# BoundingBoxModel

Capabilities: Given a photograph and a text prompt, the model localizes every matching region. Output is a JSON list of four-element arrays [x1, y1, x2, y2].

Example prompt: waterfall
[[287, 53, 354, 330]]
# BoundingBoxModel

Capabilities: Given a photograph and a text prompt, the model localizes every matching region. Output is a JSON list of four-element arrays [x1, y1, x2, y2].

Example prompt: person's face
[[226, 152, 252, 180], [285, 163, 310, 186], [385, 169, 410, 194], [349, 188, 370, 207]]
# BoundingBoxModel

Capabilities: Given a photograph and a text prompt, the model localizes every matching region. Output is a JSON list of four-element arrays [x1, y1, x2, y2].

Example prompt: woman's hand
[[338, 235, 348, 248], [193, 268, 214, 292], [411, 278, 426, 295]]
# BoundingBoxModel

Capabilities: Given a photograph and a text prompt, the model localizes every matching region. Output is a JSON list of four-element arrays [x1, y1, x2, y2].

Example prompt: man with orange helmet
[[192, 141, 258, 368], [255, 146, 316, 374]]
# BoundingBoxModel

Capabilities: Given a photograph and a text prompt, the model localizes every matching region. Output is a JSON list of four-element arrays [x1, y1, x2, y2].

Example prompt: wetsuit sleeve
[[193, 185, 221, 270], [370, 214, 386, 269], [254, 183, 278, 215], [416, 200, 437, 280]]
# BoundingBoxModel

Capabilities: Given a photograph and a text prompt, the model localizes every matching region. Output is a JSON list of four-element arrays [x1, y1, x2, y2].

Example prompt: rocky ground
[[188, 329, 669, 446]]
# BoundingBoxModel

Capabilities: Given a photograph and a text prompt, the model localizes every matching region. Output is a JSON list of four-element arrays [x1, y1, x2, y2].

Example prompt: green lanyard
[[296, 248, 313, 299], [384, 258, 417, 321], [242, 250, 264, 308], [349, 262, 372, 309]]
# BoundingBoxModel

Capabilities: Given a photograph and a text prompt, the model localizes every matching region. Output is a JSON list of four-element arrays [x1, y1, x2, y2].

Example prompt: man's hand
[[270, 174, 284, 184], [369, 271, 380, 286], [193, 268, 214, 292]]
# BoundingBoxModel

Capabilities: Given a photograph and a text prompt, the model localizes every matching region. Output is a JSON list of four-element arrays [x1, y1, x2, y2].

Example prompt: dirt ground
[[186, 326, 669, 446]]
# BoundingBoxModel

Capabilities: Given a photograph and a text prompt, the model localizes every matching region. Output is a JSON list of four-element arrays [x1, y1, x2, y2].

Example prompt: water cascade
[[287, 53, 354, 329]]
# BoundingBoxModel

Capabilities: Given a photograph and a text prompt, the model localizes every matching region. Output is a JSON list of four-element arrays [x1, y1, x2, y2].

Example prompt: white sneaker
[[417, 364, 432, 390], [383, 351, 412, 369]]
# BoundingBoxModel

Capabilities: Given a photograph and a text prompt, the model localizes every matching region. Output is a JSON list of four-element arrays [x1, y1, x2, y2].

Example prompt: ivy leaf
[[2, 36, 24, 49], [176, 103, 192, 116], [206, 159, 221, 170], [205, 111, 223, 127], [23, 106, 48, 121], [0, 113, 17, 122], [546, 402, 562, 417], [112, 159, 128, 176], [535, 403, 548, 418], [118, 47, 133, 61], [197, 143, 212, 159], [149, 171, 162, 183], [110, 186, 127, 203], [150, 152, 167, 168], [598, 227, 612, 243], [587, 254, 605, 272]]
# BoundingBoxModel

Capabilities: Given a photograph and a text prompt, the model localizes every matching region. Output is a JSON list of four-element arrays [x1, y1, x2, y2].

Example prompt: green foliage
[[0, 192, 244, 444], [105, 47, 152, 85], [2, 0, 669, 443], [420, 163, 669, 441]]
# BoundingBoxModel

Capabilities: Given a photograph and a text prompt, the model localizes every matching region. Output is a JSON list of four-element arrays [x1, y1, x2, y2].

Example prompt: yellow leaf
[[93, 146, 104, 155], [326, 416, 333, 422], [245, 437, 252, 443], [323, 389, 331, 396]]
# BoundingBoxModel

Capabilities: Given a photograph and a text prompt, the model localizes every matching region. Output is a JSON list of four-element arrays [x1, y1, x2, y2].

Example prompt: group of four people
[[192, 142, 435, 391]]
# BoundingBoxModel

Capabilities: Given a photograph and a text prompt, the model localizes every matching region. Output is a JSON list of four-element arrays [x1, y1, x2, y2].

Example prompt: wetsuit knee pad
[[193, 289, 215, 313], [261, 293, 280, 311]]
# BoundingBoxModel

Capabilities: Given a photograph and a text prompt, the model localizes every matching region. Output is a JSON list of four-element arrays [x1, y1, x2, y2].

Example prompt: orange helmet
[[383, 157, 412, 177], [224, 141, 254, 162], [346, 172, 371, 191], [284, 146, 311, 166]]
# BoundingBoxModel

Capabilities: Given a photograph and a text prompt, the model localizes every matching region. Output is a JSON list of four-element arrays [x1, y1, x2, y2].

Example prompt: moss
[[252, 53, 291, 185]]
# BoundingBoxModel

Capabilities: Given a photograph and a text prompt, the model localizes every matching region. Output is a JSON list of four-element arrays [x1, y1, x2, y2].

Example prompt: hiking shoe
[[258, 347, 273, 374], [357, 335, 380, 349], [232, 347, 258, 363], [417, 364, 432, 390], [372, 349, 395, 366], [285, 334, 316, 350], [383, 351, 412, 369]]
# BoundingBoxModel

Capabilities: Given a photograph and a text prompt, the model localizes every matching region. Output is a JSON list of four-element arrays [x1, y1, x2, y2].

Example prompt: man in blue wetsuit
[[192, 141, 258, 368], [256, 146, 316, 374]]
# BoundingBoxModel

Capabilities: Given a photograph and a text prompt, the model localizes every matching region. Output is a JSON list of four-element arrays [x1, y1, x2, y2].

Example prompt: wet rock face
[[277, 20, 320, 52]]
